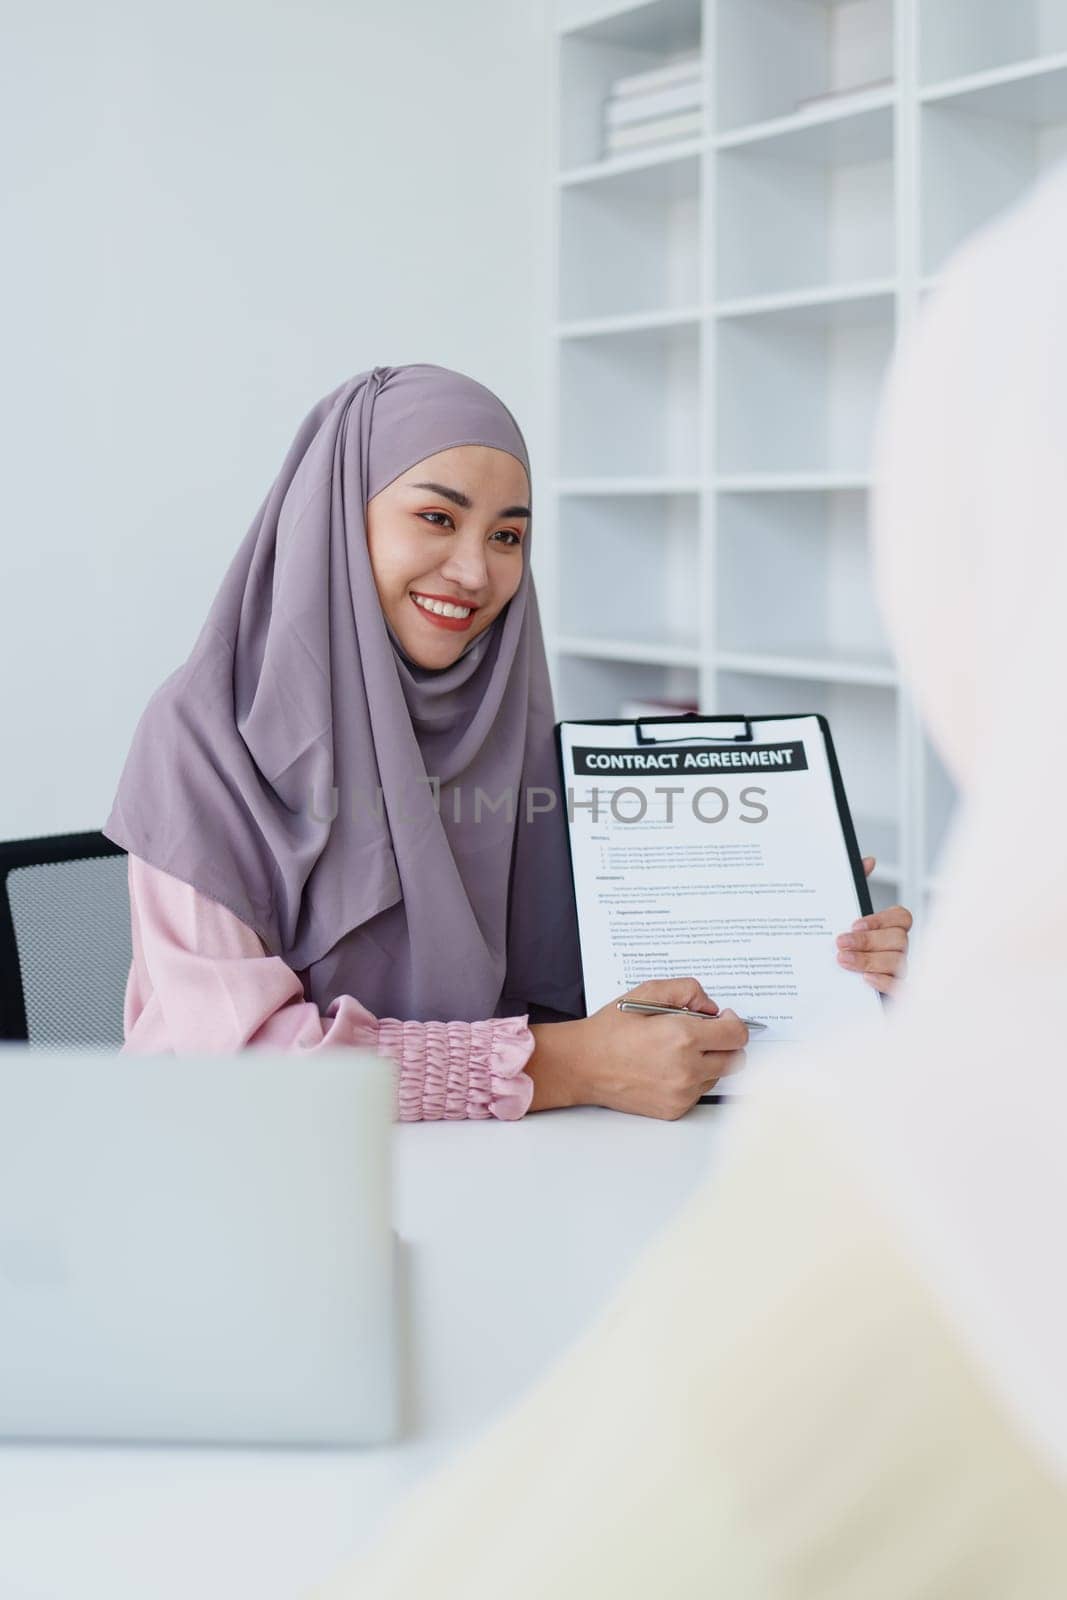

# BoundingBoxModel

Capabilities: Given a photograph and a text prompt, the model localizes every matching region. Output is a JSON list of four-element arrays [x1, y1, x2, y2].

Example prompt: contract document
[[556, 715, 884, 1062]]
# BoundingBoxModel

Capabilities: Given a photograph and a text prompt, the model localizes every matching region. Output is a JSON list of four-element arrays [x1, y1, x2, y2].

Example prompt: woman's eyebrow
[[409, 481, 530, 519]]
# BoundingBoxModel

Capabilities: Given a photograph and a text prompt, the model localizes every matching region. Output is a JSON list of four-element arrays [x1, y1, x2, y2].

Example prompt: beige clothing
[[311, 1095, 1067, 1598]]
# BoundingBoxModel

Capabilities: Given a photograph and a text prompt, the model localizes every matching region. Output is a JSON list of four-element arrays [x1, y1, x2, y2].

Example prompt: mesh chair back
[[0, 833, 130, 1048]]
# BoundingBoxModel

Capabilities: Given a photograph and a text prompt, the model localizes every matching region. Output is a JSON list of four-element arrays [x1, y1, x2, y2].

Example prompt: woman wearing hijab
[[309, 166, 1067, 1597], [104, 364, 909, 1121]]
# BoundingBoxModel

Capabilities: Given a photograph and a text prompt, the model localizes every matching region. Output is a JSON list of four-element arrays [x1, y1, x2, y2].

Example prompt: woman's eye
[[418, 512, 521, 548]]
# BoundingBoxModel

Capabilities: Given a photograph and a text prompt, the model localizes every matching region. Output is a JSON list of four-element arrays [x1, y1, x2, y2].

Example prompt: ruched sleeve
[[119, 854, 535, 1122]]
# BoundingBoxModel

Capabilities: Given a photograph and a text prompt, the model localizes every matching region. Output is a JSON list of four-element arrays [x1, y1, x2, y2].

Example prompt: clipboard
[[553, 711, 882, 1072]]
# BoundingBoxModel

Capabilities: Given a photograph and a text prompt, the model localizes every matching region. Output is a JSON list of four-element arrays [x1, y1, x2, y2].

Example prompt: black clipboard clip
[[634, 714, 754, 746]]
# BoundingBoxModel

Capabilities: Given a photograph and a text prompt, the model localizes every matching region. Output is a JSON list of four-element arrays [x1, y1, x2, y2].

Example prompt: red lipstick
[[409, 590, 477, 632]]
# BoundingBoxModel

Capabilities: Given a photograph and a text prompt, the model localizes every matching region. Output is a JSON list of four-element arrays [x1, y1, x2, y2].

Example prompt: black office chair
[[0, 831, 130, 1047]]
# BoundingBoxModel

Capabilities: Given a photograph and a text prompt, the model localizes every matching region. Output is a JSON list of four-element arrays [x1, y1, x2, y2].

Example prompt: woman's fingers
[[861, 855, 876, 877], [836, 905, 913, 980], [712, 1047, 747, 1078], [691, 1011, 748, 1051], [838, 945, 907, 978], [852, 905, 914, 933], [862, 971, 900, 996], [620, 977, 720, 1016], [837, 926, 908, 956], [833, 905, 912, 967]]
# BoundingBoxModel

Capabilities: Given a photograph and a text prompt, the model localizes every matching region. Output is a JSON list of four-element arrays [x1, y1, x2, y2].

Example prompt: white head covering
[[802, 157, 1067, 1479]]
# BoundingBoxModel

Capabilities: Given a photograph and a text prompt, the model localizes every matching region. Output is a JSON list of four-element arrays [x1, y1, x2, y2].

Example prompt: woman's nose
[[439, 542, 489, 594]]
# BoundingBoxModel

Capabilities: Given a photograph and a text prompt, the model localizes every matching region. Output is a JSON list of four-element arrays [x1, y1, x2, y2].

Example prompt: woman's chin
[[393, 605, 497, 667], [392, 623, 468, 669]]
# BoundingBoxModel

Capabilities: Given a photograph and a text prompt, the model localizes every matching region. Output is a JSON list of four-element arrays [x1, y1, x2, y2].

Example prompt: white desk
[[0, 1103, 733, 1600]]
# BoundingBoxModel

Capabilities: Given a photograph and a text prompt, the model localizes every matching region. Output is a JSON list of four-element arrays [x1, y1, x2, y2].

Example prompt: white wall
[[0, 0, 551, 840]]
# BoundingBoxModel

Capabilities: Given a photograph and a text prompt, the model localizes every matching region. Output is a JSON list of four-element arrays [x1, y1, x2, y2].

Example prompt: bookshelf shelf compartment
[[921, 61, 1067, 274], [716, 487, 892, 671], [557, 490, 701, 658], [559, 154, 702, 322], [558, 0, 703, 172], [919, 0, 1067, 87], [554, 653, 700, 721], [715, 0, 894, 135], [716, 103, 894, 299], [715, 668, 900, 870], [715, 298, 895, 477], [559, 320, 701, 479]]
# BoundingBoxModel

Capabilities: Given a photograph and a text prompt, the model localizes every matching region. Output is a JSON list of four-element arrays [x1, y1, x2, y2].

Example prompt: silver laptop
[[0, 1046, 398, 1446]]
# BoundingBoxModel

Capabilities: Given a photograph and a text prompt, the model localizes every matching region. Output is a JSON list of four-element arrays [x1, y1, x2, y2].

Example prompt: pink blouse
[[119, 854, 536, 1122]]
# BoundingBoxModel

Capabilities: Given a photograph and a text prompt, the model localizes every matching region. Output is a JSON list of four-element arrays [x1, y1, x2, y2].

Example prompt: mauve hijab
[[102, 363, 585, 1025]]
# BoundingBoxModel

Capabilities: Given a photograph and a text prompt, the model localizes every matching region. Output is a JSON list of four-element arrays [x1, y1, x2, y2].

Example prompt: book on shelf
[[605, 78, 704, 128], [613, 48, 702, 100], [794, 75, 893, 113], [604, 109, 704, 156]]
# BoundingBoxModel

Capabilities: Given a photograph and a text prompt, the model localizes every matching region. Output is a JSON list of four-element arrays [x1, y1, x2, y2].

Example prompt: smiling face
[[365, 445, 530, 669]]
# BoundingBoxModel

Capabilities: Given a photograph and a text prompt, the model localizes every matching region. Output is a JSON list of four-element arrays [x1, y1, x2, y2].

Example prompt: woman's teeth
[[411, 594, 472, 618]]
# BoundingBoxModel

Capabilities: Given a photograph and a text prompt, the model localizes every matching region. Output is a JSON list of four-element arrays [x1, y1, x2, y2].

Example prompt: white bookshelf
[[547, 0, 1067, 923]]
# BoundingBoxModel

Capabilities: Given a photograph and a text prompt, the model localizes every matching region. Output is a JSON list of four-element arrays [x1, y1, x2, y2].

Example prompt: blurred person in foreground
[[310, 162, 1067, 1598]]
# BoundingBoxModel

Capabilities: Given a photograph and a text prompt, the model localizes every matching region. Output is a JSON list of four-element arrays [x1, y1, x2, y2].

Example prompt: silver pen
[[617, 1000, 767, 1031]]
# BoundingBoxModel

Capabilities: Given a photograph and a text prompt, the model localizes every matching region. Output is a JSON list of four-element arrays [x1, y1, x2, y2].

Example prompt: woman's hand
[[835, 855, 913, 998], [565, 977, 748, 1121]]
